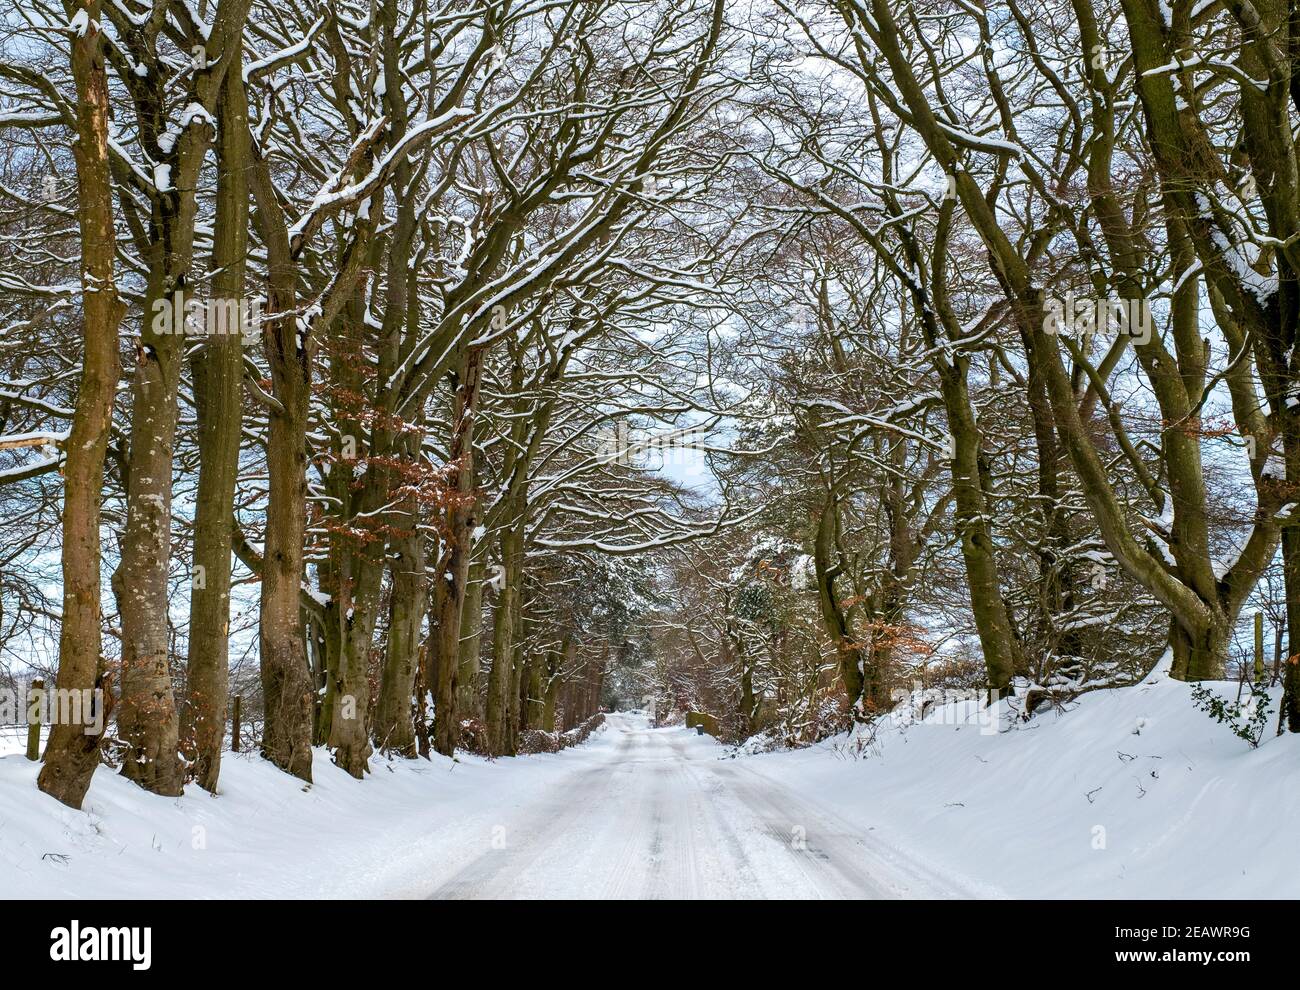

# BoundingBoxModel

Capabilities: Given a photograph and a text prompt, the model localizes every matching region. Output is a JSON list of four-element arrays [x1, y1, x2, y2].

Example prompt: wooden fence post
[[26, 678, 43, 761], [1254, 612, 1265, 682], [231, 695, 241, 753]]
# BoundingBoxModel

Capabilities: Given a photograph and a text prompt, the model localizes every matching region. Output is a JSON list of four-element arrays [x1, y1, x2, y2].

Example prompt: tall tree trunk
[[246, 143, 316, 782], [895, 226, 1023, 697], [484, 512, 524, 755], [182, 57, 248, 793], [1169, 616, 1230, 684], [738, 646, 756, 736], [114, 403, 186, 788], [592, 650, 607, 720], [322, 239, 395, 776], [506, 598, 526, 753], [413, 644, 432, 758], [113, 0, 250, 797], [1020, 327, 1081, 663], [455, 553, 486, 720], [430, 346, 484, 756], [314, 597, 342, 746], [939, 354, 1022, 696], [38, 3, 124, 809], [112, 290, 186, 797], [244, 34, 378, 781], [524, 649, 544, 731], [541, 638, 564, 733], [872, 442, 919, 709], [324, 374, 387, 776], [1282, 489, 1300, 731], [364, 48, 422, 757], [373, 477, 425, 756], [484, 578, 513, 753], [813, 495, 867, 714], [328, 558, 382, 776], [558, 637, 579, 730], [257, 294, 315, 782]]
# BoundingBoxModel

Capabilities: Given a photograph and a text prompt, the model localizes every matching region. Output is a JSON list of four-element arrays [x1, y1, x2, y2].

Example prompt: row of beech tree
[[3, 0, 1300, 811], [0, 0, 733, 810], [641, 0, 1300, 744]]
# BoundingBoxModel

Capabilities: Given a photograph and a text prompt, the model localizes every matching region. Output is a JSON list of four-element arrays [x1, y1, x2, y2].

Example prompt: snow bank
[[0, 735, 613, 899], [735, 670, 1300, 898]]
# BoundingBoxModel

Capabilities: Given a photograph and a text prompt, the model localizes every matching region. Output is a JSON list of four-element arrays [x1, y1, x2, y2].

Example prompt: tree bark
[[939, 351, 1022, 695], [813, 494, 868, 713], [113, 0, 250, 798], [485, 512, 524, 755], [182, 54, 249, 793], [1282, 532, 1300, 731], [257, 292, 315, 782], [247, 154, 316, 782], [373, 467, 425, 756], [38, 2, 124, 809], [506, 598, 526, 753], [455, 553, 486, 721], [431, 345, 484, 755]]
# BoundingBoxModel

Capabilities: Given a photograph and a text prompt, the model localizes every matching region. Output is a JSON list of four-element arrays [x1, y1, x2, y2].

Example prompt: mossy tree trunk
[[38, 1, 125, 809], [183, 52, 249, 793]]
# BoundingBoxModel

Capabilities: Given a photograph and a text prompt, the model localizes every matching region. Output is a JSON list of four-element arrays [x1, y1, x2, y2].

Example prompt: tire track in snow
[[428, 732, 637, 899], [427, 714, 967, 899], [704, 752, 976, 898]]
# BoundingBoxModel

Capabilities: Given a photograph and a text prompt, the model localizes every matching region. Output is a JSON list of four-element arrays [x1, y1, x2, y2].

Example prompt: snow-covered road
[[6, 678, 1298, 899], [426, 713, 964, 899]]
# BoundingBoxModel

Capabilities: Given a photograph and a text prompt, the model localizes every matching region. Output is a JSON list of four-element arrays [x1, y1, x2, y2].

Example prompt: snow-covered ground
[[1, 665, 1296, 898], [744, 669, 1300, 899]]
